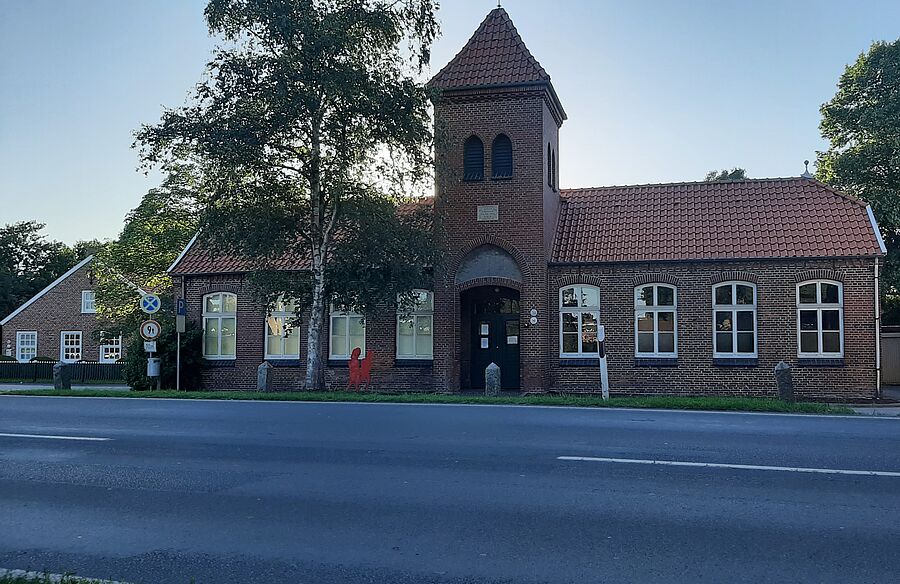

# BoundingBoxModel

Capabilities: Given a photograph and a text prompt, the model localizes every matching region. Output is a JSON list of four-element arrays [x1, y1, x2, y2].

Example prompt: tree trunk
[[304, 254, 327, 391]]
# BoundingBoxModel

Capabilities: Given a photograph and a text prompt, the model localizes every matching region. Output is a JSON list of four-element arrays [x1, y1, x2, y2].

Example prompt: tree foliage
[[704, 168, 749, 181], [0, 221, 91, 320], [135, 0, 441, 390], [818, 39, 900, 322]]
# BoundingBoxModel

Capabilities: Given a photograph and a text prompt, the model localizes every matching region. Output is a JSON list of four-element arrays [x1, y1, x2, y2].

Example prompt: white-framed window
[[81, 290, 96, 313], [797, 280, 843, 357], [60, 331, 83, 363], [397, 290, 434, 360], [713, 282, 757, 357], [99, 332, 123, 363], [329, 304, 365, 359], [634, 284, 677, 357], [559, 285, 600, 357], [15, 331, 37, 363], [265, 297, 301, 359], [203, 292, 237, 359]]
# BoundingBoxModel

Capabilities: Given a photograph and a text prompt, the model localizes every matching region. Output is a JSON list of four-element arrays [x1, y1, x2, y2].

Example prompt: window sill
[[796, 357, 844, 367], [713, 357, 758, 367], [266, 359, 303, 367], [395, 359, 433, 368], [559, 358, 600, 367], [327, 359, 349, 368], [634, 357, 678, 367], [491, 175, 512, 181], [203, 359, 236, 368], [462, 177, 484, 183]]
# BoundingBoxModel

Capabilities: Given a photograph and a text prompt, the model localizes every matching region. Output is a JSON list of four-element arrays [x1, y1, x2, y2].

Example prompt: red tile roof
[[169, 199, 433, 275], [552, 178, 884, 263], [428, 8, 550, 90]]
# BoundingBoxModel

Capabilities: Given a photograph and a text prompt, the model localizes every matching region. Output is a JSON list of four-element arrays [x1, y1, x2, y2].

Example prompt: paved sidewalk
[[0, 383, 129, 392]]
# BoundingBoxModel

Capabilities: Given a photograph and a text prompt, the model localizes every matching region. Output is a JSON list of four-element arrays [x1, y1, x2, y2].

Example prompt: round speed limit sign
[[140, 320, 162, 341]]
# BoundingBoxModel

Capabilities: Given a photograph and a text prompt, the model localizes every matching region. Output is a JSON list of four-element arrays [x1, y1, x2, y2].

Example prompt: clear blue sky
[[2, 0, 899, 244]]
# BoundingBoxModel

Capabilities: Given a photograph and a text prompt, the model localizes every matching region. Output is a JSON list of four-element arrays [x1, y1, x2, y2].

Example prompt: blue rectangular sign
[[176, 298, 187, 316]]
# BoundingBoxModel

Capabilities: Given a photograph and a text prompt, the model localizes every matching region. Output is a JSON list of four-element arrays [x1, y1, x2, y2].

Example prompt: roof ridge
[[560, 176, 813, 193]]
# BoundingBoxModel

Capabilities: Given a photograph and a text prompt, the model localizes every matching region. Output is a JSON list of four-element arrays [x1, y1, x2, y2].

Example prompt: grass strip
[[0, 389, 855, 414]]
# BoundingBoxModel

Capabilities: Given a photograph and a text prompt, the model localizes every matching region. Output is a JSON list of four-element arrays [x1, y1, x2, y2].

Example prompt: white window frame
[[264, 297, 301, 360], [712, 282, 758, 358], [634, 284, 678, 357], [329, 304, 365, 360], [81, 290, 96, 313], [99, 332, 123, 363], [15, 331, 37, 363], [202, 292, 237, 360], [60, 331, 83, 363], [558, 285, 601, 357], [796, 280, 844, 358], [396, 290, 434, 360]]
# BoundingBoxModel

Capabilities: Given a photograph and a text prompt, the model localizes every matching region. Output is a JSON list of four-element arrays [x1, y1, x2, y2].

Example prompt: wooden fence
[[0, 361, 125, 383], [884, 332, 900, 385]]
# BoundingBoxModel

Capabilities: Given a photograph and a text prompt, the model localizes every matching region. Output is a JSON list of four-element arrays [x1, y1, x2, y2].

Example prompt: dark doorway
[[461, 286, 520, 390]]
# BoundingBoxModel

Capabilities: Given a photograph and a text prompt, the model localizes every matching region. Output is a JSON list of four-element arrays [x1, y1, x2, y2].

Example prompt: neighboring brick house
[[0, 256, 125, 363], [168, 7, 887, 400]]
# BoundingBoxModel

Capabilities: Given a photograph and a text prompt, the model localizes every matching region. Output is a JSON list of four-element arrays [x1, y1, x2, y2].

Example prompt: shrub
[[31, 356, 56, 362], [123, 321, 203, 390], [0, 354, 15, 361]]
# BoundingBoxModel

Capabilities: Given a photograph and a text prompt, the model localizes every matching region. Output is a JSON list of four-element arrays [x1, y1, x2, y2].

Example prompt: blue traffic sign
[[176, 298, 187, 316], [140, 294, 161, 314]]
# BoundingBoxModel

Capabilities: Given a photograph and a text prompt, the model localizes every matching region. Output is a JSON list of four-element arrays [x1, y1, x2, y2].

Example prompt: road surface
[[1, 396, 899, 583]]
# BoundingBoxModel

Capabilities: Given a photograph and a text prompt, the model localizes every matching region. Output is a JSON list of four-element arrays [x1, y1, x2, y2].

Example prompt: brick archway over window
[[710, 271, 759, 285], [632, 273, 679, 287], [794, 269, 844, 283]]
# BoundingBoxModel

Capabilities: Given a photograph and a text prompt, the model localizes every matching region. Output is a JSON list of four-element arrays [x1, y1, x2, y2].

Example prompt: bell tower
[[429, 7, 566, 392]]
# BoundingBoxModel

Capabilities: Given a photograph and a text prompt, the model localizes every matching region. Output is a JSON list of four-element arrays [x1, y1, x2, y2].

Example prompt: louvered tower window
[[491, 134, 513, 179], [463, 135, 484, 181]]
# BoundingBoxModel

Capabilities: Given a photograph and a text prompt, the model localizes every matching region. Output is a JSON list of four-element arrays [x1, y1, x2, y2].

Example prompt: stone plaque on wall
[[476, 205, 499, 222]]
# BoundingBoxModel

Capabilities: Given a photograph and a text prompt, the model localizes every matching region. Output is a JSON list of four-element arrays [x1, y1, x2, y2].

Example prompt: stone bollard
[[774, 361, 794, 403], [257, 361, 273, 392], [53, 361, 72, 390], [485, 362, 501, 396]]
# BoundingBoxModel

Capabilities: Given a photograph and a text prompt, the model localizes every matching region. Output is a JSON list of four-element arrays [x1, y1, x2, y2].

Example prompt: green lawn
[[0, 573, 117, 584], [0, 388, 855, 414]]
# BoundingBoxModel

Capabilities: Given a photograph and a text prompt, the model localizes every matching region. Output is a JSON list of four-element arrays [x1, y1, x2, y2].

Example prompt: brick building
[[0, 256, 126, 363], [169, 8, 887, 400]]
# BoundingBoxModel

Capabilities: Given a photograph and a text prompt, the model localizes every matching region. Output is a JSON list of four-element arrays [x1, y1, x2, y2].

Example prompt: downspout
[[875, 257, 881, 400]]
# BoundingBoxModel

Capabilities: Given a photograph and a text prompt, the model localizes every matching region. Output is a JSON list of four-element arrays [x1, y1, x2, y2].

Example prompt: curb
[[0, 568, 129, 584]]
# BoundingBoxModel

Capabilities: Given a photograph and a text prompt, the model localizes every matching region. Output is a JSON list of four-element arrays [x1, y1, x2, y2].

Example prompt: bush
[[0, 354, 15, 361], [31, 356, 56, 362], [123, 321, 203, 390]]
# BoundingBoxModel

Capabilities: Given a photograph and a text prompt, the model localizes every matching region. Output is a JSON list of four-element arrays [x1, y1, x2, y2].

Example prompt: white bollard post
[[598, 325, 609, 401]]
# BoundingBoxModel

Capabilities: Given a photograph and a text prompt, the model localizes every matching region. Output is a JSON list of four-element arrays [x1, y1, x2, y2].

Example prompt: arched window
[[634, 284, 677, 357], [491, 134, 513, 178], [547, 143, 552, 187], [203, 292, 237, 359], [559, 285, 600, 357], [329, 304, 365, 359], [463, 135, 484, 181], [397, 290, 434, 360], [713, 282, 757, 357], [265, 296, 301, 359], [797, 280, 843, 357]]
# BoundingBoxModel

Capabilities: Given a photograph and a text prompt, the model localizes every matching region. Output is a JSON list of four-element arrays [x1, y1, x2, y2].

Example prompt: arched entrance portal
[[460, 286, 520, 390]]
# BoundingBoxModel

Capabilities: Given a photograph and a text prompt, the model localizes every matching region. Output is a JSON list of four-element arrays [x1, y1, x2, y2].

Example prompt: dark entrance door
[[463, 286, 520, 390]]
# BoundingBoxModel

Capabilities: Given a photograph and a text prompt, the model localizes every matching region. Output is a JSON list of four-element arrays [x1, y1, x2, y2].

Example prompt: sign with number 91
[[140, 320, 161, 341]]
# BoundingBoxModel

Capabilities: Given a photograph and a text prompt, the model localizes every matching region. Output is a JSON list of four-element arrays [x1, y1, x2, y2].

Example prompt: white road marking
[[0, 432, 110, 441], [557, 456, 900, 477]]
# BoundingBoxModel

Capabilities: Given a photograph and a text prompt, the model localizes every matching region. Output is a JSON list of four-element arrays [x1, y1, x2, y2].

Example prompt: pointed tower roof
[[429, 8, 551, 90]]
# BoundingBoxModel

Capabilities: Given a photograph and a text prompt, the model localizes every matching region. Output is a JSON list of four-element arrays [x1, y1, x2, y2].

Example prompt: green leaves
[[818, 38, 900, 322]]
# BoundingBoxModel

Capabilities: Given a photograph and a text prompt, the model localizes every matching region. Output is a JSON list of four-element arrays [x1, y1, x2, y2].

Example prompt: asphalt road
[[1, 397, 899, 584]]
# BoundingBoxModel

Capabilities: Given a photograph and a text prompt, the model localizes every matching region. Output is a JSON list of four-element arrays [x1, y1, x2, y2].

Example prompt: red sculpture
[[347, 347, 374, 392]]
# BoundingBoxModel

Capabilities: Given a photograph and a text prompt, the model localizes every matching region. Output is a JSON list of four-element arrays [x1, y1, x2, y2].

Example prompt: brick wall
[[548, 258, 878, 401], [179, 274, 434, 392], [432, 87, 562, 391], [0, 260, 121, 362]]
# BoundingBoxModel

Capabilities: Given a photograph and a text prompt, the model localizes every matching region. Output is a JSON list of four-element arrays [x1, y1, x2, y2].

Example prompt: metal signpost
[[140, 294, 163, 389], [598, 325, 609, 401], [176, 298, 186, 391]]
